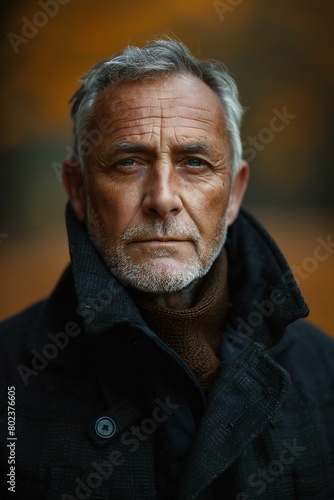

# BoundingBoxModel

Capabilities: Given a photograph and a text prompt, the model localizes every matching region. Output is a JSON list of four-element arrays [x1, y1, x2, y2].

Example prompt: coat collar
[[224, 208, 309, 350], [66, 203, 145, 334], [65, 203, 308, 349]]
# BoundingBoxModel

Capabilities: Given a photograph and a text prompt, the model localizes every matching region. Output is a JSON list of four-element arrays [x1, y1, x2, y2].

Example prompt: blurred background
[[0, 0, 333, 334]]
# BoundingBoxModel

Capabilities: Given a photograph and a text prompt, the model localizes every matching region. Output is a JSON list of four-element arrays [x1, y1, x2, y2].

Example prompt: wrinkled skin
[[63, 75, 248, 309]]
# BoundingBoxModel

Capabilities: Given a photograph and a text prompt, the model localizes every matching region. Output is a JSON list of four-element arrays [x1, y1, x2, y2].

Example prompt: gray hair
[[69, 39, 244, 177]]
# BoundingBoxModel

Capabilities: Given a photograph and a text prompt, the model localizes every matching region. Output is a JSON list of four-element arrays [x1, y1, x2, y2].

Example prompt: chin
[[113, 258, 209, 294]]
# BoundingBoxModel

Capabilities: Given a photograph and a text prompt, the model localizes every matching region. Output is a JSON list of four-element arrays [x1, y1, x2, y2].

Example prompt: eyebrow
[[175, 142, 218, 157], [106, 141, 152, 155], [105, 141, 219, 158]]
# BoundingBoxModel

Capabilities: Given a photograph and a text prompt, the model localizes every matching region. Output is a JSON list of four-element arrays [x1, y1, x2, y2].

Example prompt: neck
[[131, 276, 206, 310]]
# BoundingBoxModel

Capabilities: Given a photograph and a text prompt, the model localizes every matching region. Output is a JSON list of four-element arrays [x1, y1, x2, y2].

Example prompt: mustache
[[120, 221, 201, 242]]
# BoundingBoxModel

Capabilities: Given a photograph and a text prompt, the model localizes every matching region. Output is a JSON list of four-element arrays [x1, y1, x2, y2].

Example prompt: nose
[[141, 161, 183, 218]]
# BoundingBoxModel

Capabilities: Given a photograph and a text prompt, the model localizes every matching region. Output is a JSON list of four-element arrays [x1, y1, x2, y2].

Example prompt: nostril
[[142, 196, 183, 218], [147, 207, 159, 215]]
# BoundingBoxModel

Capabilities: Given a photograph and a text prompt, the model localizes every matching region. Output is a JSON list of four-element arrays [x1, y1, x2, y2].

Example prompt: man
[[0, 39, 333, 499]]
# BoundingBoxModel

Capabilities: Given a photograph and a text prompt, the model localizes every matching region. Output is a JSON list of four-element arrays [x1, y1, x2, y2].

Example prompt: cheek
[[187, 183, 230, 237], [87, 178, 141, 233]]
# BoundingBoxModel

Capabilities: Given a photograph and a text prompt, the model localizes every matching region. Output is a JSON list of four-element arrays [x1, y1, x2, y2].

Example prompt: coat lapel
[[176, 342, 290, 499]]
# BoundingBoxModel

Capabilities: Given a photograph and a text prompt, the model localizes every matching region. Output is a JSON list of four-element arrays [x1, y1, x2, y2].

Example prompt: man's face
[[66, 75, 247, 293]]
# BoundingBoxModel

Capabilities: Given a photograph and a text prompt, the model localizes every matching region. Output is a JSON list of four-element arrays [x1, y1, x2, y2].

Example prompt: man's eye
[[119, 158, 137, 166], [188, 158, 202, 166], [185, 158, 208, 170], [114, 158, 142, 172]]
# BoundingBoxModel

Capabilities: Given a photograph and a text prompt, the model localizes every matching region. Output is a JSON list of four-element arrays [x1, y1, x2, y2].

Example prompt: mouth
[[136, 238, 186, 243], [132, 238, 187, 246], [129, 238, 190, 250], [129, 232, 191, 241]]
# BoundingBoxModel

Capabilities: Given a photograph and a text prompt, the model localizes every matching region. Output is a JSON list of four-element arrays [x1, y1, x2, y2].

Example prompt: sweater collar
[[131, 249, 230, 392]]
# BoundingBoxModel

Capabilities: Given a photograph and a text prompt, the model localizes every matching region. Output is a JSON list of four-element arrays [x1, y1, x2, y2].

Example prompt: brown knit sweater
[[132, 250, 229, 392]]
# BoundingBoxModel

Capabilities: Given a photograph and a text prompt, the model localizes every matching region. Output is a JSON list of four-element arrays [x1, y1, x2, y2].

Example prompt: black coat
[[1, 206, 334, 499]]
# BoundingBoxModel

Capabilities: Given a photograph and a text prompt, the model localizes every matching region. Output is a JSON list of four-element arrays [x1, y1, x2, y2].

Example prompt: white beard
[[86, 200, 229, 293]]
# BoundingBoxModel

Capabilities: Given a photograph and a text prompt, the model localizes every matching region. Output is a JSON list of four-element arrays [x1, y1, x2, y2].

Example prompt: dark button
[[94, 417, 116, 439]]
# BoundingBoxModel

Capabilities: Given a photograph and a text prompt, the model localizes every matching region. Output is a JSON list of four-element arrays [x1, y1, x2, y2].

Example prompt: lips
[[136, 237, 185, 242]]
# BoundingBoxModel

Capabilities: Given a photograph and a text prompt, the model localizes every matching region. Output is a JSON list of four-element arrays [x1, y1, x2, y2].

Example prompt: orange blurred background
[[0, 0, 333, 334]]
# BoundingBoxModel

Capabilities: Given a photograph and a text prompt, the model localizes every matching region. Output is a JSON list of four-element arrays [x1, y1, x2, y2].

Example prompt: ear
[[227, 160, 249, 226], [62, 159, 86, 222]]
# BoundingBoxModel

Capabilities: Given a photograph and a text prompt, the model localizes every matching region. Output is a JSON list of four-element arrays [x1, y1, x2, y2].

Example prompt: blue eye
[[114, 158, 142, 173], [188, 158, 203, 167], [120, 158, 136, 166]]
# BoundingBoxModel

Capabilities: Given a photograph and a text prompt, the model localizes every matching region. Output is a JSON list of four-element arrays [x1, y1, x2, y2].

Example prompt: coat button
[[94, 417, 116, 439]]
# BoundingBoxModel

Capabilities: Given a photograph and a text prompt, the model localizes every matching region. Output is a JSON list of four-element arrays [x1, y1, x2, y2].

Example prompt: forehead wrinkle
[[97, 73, 226, 118], [92, 79, 228, 157], [102, 92, 224, 117], [106, 114, 225, 137], [107, 124, 161, 145], [97, 90, 226, 133], [111, 102, 223, 119]]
